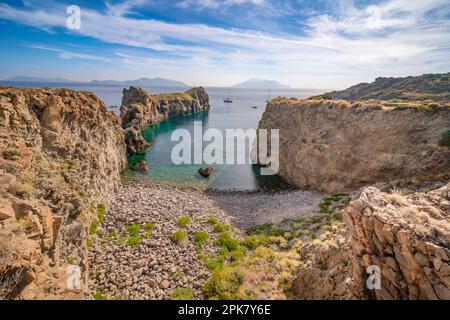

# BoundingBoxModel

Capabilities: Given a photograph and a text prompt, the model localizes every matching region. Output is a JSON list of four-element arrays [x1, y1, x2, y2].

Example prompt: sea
[[1, 81, 325, 191]]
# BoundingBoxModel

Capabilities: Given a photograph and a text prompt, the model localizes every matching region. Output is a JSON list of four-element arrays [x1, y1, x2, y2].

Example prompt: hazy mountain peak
[[232, 78, 290, 89]]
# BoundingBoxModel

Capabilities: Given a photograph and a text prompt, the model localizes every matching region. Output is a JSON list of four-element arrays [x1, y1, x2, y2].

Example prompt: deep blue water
[[1, 81, 324, 191]]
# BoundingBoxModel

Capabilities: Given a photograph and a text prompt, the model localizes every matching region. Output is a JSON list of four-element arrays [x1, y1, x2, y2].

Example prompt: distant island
[[232, 78, 290, 89], [91, 77, 188, 87], [2, 76, 188, 88]]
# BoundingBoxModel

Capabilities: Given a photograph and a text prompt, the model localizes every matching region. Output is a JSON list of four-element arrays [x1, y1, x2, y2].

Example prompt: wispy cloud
[[0, 0, 448, 87], [176, 0, 266, 9], [28, 44, 113, 62]]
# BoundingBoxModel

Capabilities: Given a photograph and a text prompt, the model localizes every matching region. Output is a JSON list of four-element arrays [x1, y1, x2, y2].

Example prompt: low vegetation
[[439, 130, 450, 147], [170, 287, 195, 300], [171, 230, 187, 244], [201, 193, 351, 300]]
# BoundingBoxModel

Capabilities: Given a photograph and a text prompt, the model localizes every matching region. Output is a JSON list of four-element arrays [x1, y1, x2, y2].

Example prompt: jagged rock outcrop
[[120, 86, 210, 154], [0, 87, 127, 299], [344, 184, 450, 300], [257, 99, 450, 193]]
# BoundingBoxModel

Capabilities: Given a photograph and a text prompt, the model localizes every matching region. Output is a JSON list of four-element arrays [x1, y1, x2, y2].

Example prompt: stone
[[131, 160, 149, 174], [198, 166, 214, 178], [0, 198, 15, 221]]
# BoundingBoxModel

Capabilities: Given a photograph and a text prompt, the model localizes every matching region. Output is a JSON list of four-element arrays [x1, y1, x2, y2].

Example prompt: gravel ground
[[88, 179, 323, 300]]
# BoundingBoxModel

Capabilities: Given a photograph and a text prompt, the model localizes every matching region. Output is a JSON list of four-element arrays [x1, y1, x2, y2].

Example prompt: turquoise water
[[1, 82, 324, 191], [127, 87, 324, 191]]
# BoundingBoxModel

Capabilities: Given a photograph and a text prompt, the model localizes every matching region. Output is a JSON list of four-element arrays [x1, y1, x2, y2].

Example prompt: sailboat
[[266, 89, 271, 103], [223, 87, 233, 103]]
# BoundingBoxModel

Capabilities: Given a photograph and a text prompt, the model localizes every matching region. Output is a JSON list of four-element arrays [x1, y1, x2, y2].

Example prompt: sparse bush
[[16, 183, 35, 199], [439, 130, 450, 147], [144, 223, 154, 231], [127, 224, 141, 236], [194, 231, 209, 246], [242, 236, 259, 250], [178, 216, 191, 227], [170, 287, 195, 300], [126, 236, 142, 247], [229, 246, 247, 261], [171, 230, 187, 244], [97, 203, 107, 224], [203, 267, 244, 300], [216, 232, 239, 251], [93, 291, 107, 300]]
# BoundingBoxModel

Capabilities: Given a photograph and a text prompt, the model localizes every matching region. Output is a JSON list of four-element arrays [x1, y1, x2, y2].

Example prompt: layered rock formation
[[257, 99, 450, 193], [120, 86, 210, 154], [0, 87, 127, 299], [344, 184, 450, 299]]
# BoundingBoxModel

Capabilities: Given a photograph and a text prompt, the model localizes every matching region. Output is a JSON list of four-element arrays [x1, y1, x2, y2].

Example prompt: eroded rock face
[[343, 184, 450, 300], [292, 224, 355, 300], [257, 99, 450, 192], [0, 87, 127, 299], [120, 86, 210, 154]]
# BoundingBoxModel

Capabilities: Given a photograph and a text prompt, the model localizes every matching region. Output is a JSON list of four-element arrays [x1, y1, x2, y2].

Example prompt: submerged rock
[[131, 160, 149, 174], [198, 166, 214, 178]]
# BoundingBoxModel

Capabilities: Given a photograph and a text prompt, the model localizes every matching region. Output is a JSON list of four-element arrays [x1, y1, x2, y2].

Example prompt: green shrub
[[127, 236, 142, 247], [216, 232, 239, 251], [170, 287, 195, 300], [194, 231, 209, 246], [127, 224, 141, 236], [97, 203, 107, 224], [93, 291, 108, 300], [203, 267, 244, 300], [439, 130, 450, 147], [171, 230, 187, 244], [229, 246, 247, 261], [242, 236, 259, 250], [207, 217, 218, 225], [89, 220, 101, 235], [172, 271, 185, 280], [144, 223, 155, 231], [178, 216, 191, 227], [213, 223, 228, 233]]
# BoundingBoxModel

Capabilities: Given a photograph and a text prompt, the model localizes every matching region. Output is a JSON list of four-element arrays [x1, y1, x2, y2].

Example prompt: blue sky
[[0, 0, 449, 88]]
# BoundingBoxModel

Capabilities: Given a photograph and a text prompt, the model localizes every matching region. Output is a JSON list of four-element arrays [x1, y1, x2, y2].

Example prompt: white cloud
[[177, 0, 265, 9], [0, 0, 448, 88], [28, 44, 113, 62]]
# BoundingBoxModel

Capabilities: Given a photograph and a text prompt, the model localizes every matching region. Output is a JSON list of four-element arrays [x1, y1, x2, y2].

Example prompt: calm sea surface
[[1, 81, 325, 191]]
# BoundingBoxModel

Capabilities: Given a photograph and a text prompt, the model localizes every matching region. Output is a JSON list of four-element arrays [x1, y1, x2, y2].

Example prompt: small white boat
[[223, 88, 233, 103]]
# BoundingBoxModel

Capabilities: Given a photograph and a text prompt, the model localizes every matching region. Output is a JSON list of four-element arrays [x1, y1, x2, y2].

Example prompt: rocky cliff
[[344, 183, 450, 299], [0, 87, 127, 299], [120, 86, 210, 154], [257, 98, 450, 193]]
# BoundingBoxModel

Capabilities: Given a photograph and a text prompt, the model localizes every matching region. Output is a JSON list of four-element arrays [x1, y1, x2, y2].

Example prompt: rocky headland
[[120, 86, 210, 155], [257, 98, 450, 193]]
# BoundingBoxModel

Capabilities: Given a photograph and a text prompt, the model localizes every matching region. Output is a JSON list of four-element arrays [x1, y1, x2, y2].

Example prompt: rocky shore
[[88, 179, 323, 299]]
